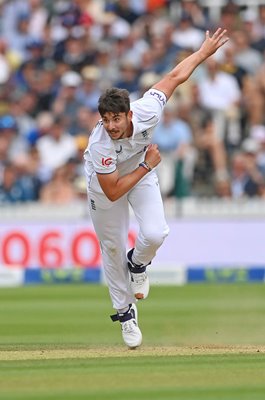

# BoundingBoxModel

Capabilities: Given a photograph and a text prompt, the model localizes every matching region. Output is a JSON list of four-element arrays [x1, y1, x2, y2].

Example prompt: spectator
[[25, 38, 46, 67], [9, 90, 37, 138], [94, 11, 131, 42], [130, 71, 161, 101], [171, 11, 205, 51], [26, 0, 49, 39], [240, 7, 265, 53], [13, 152, 42, 201], [0, 114, 29, 162], [193, 114, 229, 196], [250, 125, 265, 179], [52, 70, 83, 135], [114, 59, 139, 93], [0, 39, 12, 85], [146, 0, 167, 13], [241, 75, 264, 128], [55, 27, 95, 72], [0, 134, 10, 180], [148, 33, 176, 74], [36, 115, 77, 178], [119, 25, 150, 67], [26, 111, 55, 146], [219, 42, 247, 89], [218, 2, 240, 33], [2, 0, 48, 41], [255, 61, 265, 116], [39, 164, 78, 204], [73, 135, 90, 200], [152, 103, 196, 198], [73, 106, 99, 138], [93, 41, 119, 90], [14, 59, 39, 92], [232, 29, 263, 75], [0, 162, 31, 203], [79, 0, 105, 24], [110, 0, 140, 24], [197, 56, 241, 149], [254, 4, 265, 41], [0, 0, 264, 203], [178, 0, 208, 30], [229, 140, 265, 198], [4, 11, 35, 62], [77, 65, 102, 112], [241, 137, 264, 195], [33, 61, 58, 112]]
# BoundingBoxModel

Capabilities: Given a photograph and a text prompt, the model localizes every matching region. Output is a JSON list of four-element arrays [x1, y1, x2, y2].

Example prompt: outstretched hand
[[152, 27, 229, 102], [200, 28, 229, 59]]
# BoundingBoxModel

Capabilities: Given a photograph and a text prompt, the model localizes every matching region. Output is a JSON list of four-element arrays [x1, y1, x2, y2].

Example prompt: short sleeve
[[90, 143, 117, 174], [131, 89, 167, 128], [143, 89, 167, 110]]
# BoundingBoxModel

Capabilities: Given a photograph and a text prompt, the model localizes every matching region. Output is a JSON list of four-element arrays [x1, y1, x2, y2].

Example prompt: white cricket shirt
[[84, 89, 167, 185]]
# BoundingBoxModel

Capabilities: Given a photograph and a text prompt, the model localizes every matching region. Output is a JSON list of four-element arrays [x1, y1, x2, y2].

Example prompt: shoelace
[[122, 319, 137, 333], [131, 271, 147, 284]]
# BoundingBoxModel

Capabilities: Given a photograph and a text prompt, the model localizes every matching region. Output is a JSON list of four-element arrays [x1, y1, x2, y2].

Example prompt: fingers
[[145, 143, 161, 168], [212, 28, 229, 42], [212, 27, 222, 38], [217, 29, 228, 42], [146, 143, 160, 157], [220, 36, 229, 46], [216, 29, 229, 47], [206, 28, 229, 50], [147, 143, 158, 150]]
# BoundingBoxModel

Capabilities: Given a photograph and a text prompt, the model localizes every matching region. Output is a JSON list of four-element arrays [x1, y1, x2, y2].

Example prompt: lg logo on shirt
[[102, 157, 113, 166]]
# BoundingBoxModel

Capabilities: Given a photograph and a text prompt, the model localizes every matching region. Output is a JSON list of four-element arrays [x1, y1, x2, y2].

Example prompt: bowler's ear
[[128, 110, 133, 120]]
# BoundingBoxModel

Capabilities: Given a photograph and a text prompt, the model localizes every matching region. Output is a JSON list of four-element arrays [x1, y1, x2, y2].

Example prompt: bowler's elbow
[[97, 173, 121, 202], [107, 194, 118, 202], [104, 190, 120, 202]]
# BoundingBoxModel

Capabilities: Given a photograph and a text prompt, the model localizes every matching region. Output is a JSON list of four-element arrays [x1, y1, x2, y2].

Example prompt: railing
[[1, 198, 265, 220]]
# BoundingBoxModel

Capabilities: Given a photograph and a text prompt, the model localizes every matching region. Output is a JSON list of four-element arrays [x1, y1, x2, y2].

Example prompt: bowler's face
[[102, 111, 133, 140]]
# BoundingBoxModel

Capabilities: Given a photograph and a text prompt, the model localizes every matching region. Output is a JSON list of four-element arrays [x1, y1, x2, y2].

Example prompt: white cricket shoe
[[111, 303, 142, 349], [127, 249, 150, 300]]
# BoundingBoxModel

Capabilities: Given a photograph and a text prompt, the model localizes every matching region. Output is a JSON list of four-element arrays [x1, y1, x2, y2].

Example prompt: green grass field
[[0, 283, 264, 400]]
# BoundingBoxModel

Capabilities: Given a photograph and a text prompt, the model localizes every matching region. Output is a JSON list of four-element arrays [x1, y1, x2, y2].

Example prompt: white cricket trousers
[[87, 171, 169, 310]]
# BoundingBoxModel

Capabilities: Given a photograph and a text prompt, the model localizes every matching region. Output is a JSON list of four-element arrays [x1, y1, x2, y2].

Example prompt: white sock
[[132, 254, 142, 267]]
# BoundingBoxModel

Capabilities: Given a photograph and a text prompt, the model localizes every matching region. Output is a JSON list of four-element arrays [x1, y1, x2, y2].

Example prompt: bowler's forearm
[[97, 165, 149, 202], [153, 48, 207, 98], [169, 49, 207, 85]]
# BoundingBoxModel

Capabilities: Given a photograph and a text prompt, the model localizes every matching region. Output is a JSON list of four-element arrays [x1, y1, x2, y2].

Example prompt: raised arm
[[153, 28, 229, 100]]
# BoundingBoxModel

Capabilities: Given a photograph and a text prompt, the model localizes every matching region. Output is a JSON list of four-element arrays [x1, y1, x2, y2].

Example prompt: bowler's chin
[[109, 132, 122, 140]]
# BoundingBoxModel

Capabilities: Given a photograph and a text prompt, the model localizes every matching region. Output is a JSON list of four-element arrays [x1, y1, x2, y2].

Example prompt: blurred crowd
[[0, 0, 265, 205]]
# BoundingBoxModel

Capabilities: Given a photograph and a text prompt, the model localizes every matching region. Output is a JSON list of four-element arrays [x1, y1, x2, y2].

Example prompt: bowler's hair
[[98, 88, 130, 116]]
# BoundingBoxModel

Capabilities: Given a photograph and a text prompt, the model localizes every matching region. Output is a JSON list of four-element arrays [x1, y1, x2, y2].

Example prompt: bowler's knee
[[143, 225, 169, 248]]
